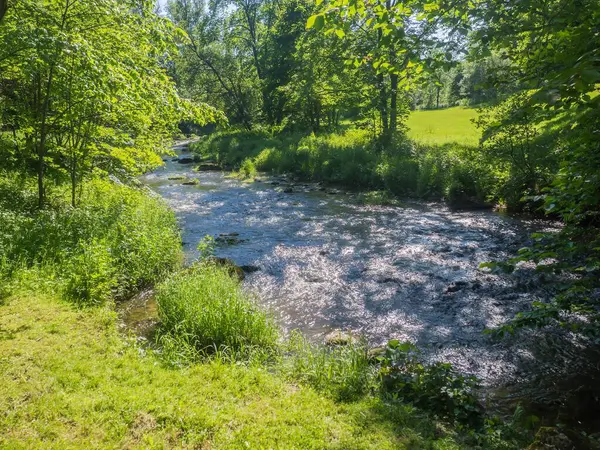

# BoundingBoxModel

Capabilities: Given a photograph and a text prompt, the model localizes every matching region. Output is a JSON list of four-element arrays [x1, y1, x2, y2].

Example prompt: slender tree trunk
[[390, 73, 398, 133], [37, 67, 55, 209], [378, 72, 388, 134], [436, 85, 440, 109], [71, 154, 77, 208], [0, 0, 7, 22]]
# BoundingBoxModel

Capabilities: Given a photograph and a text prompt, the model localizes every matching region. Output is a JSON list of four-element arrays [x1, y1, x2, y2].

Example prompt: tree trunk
[[71, 154, 77, 208], [390, 73, 398, 132], [436, 85, 440, 109], [0, 0, 7, 22], [37, 67, 55, 209]]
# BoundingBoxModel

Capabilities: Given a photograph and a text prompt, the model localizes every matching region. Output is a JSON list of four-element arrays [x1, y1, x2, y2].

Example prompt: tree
[[0, 0, 218, 207], [307, 0, 471, 137]]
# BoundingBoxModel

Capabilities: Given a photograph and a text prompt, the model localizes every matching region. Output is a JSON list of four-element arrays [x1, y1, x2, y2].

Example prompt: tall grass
[[0, 175, 182, 305], [194, 126, 501, 206], [155, 264, 279, 361], [282, 331, 375, 401]]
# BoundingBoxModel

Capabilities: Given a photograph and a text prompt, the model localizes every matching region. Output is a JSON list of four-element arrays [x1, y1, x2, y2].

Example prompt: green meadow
[[406, 107, 481, 147]]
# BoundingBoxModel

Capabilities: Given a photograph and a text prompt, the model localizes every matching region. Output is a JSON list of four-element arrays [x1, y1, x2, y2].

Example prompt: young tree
[[0, 0, 218, 207]]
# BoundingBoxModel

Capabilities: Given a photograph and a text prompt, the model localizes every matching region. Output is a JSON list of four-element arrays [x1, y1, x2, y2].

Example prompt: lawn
[[0, 293, 465, 449], [406, 107, 481, 147]]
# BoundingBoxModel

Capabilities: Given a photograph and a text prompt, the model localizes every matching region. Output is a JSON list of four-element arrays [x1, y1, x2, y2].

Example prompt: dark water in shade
[[134, 143, 566, 388]]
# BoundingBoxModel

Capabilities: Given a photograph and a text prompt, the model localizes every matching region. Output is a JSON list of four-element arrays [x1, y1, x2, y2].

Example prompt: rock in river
[[206, 256, 245, 281], [324, 330, 357, 346]]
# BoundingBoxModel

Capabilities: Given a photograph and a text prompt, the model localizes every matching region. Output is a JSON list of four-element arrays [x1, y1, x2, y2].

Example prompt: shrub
[[237, 158, 257, 179], [0, 177, 182, 304], [155, 264, 279, 358], [63, 239, 116, 306], [377, 156, 420, 196], [378, 340, 483, 426]]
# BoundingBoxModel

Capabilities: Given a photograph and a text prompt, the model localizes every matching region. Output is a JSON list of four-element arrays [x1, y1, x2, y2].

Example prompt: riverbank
[[188, 108, 514, 211], [0, 172, 531, 448], [1, 292, 464, 449]]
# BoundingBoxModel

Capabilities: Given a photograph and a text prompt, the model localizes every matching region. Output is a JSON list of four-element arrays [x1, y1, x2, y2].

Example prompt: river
[[127, 141, 572, 391]]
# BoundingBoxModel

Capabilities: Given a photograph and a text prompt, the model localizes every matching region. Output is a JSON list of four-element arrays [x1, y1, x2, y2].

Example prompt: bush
[[237, 158, 257, 179], [378, 340, 483, 426], [0, 176, 182, 305], [155, 264, 279, 359]]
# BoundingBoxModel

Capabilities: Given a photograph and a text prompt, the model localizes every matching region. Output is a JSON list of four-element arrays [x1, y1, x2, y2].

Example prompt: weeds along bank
[[0, 175, 182, 304], [191, 127, 504, 210]]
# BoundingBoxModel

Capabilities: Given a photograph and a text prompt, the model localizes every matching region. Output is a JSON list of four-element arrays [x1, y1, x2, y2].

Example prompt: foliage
[[0, 0, 220, 207], [0, 176, 182, 305], [155, 264, 279, 360], [282, 331, 375, 401], [237, 158, 258, 179], [471, 0, 600, 339], [377, 340, 483, 427]]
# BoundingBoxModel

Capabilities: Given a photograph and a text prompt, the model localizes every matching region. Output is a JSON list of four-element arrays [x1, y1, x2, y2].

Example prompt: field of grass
[[0, 293, 473, 449], [406, 107, 481, 146]]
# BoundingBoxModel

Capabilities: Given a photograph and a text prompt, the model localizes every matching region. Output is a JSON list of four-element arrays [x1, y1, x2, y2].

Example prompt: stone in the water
[[445, 281, 468, 293], [182, 179, 199, 186], [167, 175, 186, 180], [527, 427, 573, 450], [206, 257, 245, 281], [240, 265, 260, 274], [177, 157, 194, 164], [283, 187, 294, 193], [378, 277, 400, 284], [196, 162, 220, 171], [215, 233, 245, 245], [325, 330, 356, 346]]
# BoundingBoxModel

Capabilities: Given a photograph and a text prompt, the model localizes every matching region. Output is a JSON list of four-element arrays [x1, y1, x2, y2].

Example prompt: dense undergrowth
[[0, 174, 182, 305], [191, 127, 505, 209]]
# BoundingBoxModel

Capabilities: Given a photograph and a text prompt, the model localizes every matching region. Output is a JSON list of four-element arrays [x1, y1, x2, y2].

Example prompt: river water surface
[[137, 143, 561, 388]]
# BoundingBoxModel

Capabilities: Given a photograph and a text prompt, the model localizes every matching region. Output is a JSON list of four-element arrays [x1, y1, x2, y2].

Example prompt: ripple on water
[[140, 162, 553, 386]]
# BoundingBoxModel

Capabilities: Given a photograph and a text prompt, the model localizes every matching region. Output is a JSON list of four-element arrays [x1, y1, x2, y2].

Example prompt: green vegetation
[[1, 0, 598, 446], [406, 107, 480, 147], [0, 293, 472, 449], [193, 126, 497, 208], [156, 264, 279, 360], [0, 177, 182, 305]]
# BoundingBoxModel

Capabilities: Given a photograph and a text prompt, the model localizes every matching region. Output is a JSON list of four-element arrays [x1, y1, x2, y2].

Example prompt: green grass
[[0, 176, 182, 305], [406, 107, 481, 147], [0, 292, 474, 449], [156, 264, 279, 360]]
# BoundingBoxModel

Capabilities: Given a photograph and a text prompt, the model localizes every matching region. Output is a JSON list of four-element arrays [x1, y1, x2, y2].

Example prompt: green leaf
[[306, 14, 325, 31]]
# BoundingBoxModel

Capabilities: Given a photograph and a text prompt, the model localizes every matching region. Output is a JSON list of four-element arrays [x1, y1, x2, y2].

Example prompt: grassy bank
[[192, 108, 500, 207], [0, 293, 461, 449], [0, 173, 529, 448]]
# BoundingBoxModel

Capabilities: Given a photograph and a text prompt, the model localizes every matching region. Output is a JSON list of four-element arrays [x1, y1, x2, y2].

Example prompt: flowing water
[[125, 142, 571, 390]]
